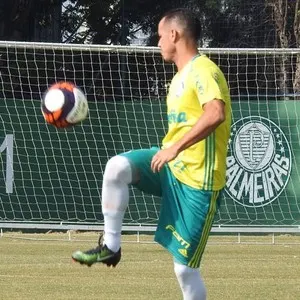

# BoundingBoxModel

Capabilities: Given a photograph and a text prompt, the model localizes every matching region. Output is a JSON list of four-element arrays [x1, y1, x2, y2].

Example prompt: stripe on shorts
[[188, 190, 219, 268]]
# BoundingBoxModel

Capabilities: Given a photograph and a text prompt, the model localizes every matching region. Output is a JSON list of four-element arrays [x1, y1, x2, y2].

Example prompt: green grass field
[[0, 233, 299, 300]]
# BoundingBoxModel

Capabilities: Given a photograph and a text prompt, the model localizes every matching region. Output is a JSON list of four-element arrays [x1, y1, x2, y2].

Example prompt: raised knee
[[104, 155, 132, 183]]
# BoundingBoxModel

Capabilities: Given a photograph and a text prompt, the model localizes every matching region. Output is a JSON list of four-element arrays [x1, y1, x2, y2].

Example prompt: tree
[[61, 0, 193, 44], [0, 0, 62, 42], [267, 0, 300, 96], [206, 0, 275, 48], [2, 0, 299, 100]]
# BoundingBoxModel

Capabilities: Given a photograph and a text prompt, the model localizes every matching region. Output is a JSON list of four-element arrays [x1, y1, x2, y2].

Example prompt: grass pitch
[[0, 233, 299, 300]]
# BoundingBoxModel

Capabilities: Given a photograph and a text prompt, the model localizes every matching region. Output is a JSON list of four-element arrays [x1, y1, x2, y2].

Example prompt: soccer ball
[[41, 81, 88, 128]]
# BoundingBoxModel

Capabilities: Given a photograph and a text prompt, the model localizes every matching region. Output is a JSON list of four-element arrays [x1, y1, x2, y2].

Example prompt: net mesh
[[0, 42, 299, 227]]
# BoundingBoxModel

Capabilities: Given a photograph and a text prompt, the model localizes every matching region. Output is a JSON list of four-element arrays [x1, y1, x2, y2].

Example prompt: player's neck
[[174, 47, 199, 72]]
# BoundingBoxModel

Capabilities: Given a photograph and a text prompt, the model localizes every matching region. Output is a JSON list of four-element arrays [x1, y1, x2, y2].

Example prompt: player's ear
[[170, 29, 179, 43]]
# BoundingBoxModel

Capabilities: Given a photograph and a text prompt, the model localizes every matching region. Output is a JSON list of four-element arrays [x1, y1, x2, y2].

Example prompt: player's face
[[157, 18, 176, 62]]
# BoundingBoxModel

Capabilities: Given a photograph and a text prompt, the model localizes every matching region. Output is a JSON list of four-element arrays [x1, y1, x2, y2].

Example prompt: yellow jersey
[[162, 54, 231, 190]]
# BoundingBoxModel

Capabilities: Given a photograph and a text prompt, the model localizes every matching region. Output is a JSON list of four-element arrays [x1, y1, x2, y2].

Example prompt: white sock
[[101, 155, 132, 252], [174, 261, 206, 300]]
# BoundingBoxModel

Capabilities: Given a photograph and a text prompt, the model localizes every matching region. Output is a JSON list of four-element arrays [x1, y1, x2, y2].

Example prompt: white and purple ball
[[41, 82, 88, 128]]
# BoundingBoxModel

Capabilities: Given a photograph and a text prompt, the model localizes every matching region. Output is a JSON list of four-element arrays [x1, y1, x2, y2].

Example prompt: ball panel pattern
[[41, 81, 88, 128]]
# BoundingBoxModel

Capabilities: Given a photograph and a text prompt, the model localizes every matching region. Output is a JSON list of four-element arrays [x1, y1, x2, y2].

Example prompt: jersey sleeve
[[191, 67, 224, 107]]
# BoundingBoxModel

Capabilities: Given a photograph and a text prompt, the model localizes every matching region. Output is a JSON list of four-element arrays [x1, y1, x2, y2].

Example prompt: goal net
[[0, 42, 299, 231]]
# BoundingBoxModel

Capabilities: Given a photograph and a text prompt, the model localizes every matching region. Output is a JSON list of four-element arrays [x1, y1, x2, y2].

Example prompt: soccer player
[[72, 8, 231, 300]]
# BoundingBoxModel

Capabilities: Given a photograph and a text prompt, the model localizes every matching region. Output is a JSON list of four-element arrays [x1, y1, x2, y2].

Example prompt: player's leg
[[101, 155, 133, 254], [72, 148, 162, 266], [174, 260, 206, 300], [101, 148, 162, 253], [72, 155, 132, 266]]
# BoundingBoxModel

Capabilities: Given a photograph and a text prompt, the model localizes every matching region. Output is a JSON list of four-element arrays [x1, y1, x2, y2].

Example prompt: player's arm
[[151, 99, 225, 173], [171, 99, 225, 152]]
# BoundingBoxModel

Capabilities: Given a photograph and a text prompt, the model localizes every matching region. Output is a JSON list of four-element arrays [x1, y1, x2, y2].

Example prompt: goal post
[[0, 41, 299, 233]]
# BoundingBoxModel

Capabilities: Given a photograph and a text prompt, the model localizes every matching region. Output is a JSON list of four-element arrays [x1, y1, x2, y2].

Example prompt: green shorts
[[120, 148, 222, 268]]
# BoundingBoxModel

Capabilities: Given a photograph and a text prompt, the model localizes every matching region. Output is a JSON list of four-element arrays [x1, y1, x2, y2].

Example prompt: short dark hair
[[161, 8, 201, 42]]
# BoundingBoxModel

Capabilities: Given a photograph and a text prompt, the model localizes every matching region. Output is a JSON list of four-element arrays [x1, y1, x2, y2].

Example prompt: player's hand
[[151, 147, 179, 173]]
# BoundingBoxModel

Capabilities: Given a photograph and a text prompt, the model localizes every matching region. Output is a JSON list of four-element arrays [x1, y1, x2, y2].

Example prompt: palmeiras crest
[[225, 116, 292, 207]]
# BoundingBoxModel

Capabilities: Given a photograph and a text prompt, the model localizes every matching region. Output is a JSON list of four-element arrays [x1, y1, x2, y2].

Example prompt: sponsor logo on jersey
[[167, 110, 187, 124]]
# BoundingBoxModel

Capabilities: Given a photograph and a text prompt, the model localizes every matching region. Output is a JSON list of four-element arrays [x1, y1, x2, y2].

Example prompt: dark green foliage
[[1, 1, 300, 97], [0, 0, 62, 42], [0, 0, 297, 49]]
